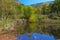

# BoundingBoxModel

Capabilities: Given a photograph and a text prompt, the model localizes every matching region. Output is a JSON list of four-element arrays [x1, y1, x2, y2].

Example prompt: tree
[[42, 3, 51, 15], [0, 0, 19, 19], [0, 0, 18, 30], [36, 7, 43, 14], [24, 6, 35, 23], [55, 0, 60, 13], [51, 0, 60, 14], [16, 3, 24, 19]]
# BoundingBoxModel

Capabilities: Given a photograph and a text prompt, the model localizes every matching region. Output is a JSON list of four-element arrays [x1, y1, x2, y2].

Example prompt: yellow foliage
[[29, 14, 37, 22]]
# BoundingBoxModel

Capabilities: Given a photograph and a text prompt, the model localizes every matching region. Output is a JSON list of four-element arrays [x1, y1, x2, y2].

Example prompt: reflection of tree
[[24, 23, 31, 33]]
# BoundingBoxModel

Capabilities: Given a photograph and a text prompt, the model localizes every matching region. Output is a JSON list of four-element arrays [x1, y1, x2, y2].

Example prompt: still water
[[15, 23, 60, 40], [16, 33, 55, 40]]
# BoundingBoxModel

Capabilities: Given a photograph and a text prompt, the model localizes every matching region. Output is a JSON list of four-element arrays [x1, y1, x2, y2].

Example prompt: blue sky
[[20, 0, 54, 5]]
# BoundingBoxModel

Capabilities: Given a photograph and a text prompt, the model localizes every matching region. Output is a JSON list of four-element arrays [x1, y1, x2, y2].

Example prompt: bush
[[29, 14, 37, 22], [52, 16, 59, 19]]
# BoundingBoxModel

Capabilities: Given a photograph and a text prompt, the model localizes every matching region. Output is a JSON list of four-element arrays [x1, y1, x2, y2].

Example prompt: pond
[[15, 22, 60, 40], [16, 33, 55, 40]]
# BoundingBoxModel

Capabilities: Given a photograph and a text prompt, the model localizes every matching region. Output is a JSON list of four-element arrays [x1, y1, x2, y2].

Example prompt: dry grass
[[0, 33, 16, 40]]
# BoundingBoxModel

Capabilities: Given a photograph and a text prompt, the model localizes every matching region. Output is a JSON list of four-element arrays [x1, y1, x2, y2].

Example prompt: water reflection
[[16, 33, 55, 40], [15, 22, 60, 39]]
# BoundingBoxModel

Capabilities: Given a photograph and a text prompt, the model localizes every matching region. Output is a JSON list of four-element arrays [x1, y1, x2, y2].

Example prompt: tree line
[[0, 0, 60, 38], [0, 0, 60, 22]]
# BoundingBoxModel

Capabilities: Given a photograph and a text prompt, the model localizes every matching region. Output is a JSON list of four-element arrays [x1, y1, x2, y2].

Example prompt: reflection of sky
[[20, 0, 54, 5], [16, 33, 55, 40]]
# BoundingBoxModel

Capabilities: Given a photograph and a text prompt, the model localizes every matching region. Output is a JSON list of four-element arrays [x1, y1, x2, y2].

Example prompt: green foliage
[[51, 0, 60, 13], [52, 16, 59, 19], [3, 18, 13, 30], [24, 6, 35, 19], [0, 0, 60, 38], [42, 3, 51, 14], [29, 14, 37, 22]]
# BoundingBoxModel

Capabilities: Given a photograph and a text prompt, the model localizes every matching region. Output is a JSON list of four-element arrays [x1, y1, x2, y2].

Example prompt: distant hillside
[[31, 1, 54, 8]]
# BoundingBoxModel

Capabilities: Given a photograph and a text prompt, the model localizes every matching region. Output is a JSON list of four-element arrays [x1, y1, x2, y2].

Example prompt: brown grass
[[0, 33, 17, 40]]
